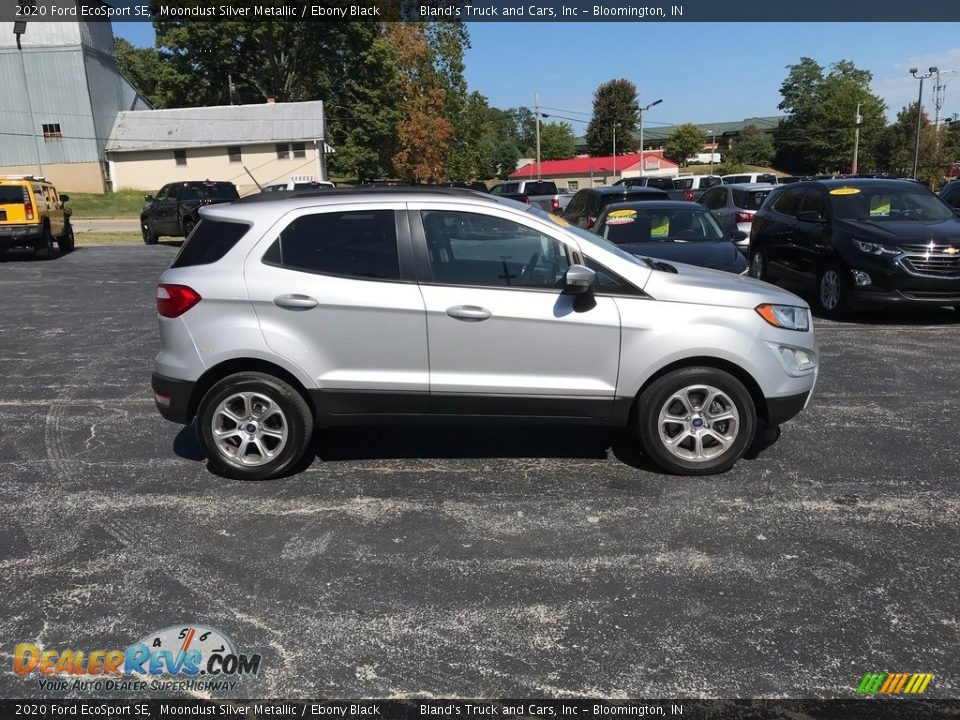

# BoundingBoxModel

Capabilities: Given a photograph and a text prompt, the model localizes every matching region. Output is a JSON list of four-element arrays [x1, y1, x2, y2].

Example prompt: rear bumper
[[0, 224, 42, 246], [151, 373, 196, 424]]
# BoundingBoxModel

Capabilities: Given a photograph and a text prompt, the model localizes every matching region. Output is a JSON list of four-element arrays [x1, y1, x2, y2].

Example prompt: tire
[[196, 372, 314, 481], [636, 366, 757, 476], [749, 248, 767, 281], [816, 263, 851, 318], [35, 224, 57, 260], [141, 221, 158, 245], [57, 223, 75, 253]]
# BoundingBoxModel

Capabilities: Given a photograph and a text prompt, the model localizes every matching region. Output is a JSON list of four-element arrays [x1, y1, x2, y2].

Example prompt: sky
[[115, 22, 960, 127]]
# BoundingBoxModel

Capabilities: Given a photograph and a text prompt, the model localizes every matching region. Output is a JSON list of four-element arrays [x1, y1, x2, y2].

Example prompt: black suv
[[941, 179, 960, 209], [562, 186, 669, 230], [141, 181, 239, 244], [749, 179, 960, 317]]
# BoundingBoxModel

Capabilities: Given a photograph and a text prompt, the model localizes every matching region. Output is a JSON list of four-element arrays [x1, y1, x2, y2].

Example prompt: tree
[[879, 103, 940, 182], [585, 79, 639, 156], [114, 38, 166, 107], [663, 123, 706, 166], [727, 125, 775, 166], [539, 122, 576, 160], [774, 58, 886, 174], [491, 140, 521, 179]]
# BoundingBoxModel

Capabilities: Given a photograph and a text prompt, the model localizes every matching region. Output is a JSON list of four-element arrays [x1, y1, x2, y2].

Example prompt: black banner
[[0, 700, 959, 720], [3, 0, 960, 23]]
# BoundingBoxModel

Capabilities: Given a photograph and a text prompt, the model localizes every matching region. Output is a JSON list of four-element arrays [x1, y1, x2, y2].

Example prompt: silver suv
[[152, 188, 819, 481]]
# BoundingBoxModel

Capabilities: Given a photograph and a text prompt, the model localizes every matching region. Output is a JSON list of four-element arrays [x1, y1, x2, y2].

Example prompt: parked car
[[614, 175, 716, 202], [489, 180, 563, 213], [697, 183, 777, 253], [592, 201, 748, 274], [940, 179, 960, 209], [612, 176, 676, 191], [263, 178, 335, 192], [433, 181, 489, 192], [0, 174, 73, 257], [151, 187, 818, 480], [562, 186, 670, 229], [749, 179, 960, 317], [141, 181, 239, 244], [672, 174, 723, 192], [722, 173, 779, 185]]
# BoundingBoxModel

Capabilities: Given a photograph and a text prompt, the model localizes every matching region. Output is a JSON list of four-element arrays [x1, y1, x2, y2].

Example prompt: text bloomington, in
[[421, 4, 683, 17]]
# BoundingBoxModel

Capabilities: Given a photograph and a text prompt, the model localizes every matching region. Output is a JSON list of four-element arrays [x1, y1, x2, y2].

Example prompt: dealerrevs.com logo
[[14, 625, 261, 692]]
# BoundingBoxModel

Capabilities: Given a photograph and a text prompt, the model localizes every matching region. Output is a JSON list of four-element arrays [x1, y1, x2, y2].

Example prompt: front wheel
[[141, 221, 158, 245], [817, 263, 850, 318], [636, 367, 757, 476], [58, 223, 75, 253], [196, 372, 314, 481]]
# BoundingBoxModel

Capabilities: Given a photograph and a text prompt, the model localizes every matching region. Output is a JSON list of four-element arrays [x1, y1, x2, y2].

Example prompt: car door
[[244, 202, 430, 414], [143, 184, 168, 231], [700, 187, 732, 233], [160, 184, 182, 235], [410, 203, 621, 418], [793, 187, 830, 278], [762, 186, 804, 275]]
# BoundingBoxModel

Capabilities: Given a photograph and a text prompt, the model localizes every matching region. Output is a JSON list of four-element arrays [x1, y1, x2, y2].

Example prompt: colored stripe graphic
[[858, 673, 932, 694]]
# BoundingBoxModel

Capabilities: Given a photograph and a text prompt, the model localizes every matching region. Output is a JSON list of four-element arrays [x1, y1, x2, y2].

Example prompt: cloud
[[873, 48, 960, 122]]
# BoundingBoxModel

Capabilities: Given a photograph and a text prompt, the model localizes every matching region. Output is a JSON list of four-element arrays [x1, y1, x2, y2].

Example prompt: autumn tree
[[585, 79, 639, 156]]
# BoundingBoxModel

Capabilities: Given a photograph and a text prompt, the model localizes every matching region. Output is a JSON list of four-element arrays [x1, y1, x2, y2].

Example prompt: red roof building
[[509, 152, 679, 191]]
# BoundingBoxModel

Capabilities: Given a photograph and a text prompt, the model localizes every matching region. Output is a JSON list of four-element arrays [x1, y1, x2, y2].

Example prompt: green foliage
[[491, 141, 521, 180], [878, 103, 941, 183], [539, 122, 577, 160], [663, 123, 706, 166], [774, 57, 886, 174], [727, 125, 775, 166], [114, 38, 167, 108], [66, 190, 149, 218], [585, 79, 639, 156]]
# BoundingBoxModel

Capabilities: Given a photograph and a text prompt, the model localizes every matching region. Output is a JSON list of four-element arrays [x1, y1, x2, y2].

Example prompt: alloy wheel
[[657, 384, 741, 462], [210, 392, 288, 467]]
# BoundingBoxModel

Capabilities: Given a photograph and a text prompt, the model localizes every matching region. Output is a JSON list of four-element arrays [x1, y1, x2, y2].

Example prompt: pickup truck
[[614, 174, 721, 202], [141, 180, 239, 244], [489, 180, 566, 214]]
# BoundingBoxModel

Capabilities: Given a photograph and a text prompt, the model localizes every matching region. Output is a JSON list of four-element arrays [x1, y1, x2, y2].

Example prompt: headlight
[[756, 303, 810, 331], [853, 239, 899, 256]]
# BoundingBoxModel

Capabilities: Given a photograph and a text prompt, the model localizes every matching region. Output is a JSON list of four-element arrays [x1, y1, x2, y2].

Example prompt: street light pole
[[638, 99, 662, 177], [612, 122, 619, 179], [910, 67, 937, 180]]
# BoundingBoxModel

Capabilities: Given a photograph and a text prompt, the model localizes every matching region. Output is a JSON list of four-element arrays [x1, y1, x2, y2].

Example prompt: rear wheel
[[35, 224, 57, 259], [57, 223, 75, 253], [636, 367, 756, 476], [196, 372, 314, 481], [749, 248, 768, 281], [817, 263, 850, 318], [141, 221, 158, 245]]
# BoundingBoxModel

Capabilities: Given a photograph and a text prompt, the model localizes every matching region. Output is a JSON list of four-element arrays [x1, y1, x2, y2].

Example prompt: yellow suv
[[0, 175, 74, 258]]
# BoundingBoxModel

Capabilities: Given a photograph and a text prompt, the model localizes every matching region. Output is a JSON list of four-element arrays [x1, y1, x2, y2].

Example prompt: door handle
[[274, 294, 319, 310], [445, 305, 492, 322]]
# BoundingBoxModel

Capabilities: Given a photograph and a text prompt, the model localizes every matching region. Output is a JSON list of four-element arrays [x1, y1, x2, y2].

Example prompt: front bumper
[[766, 390, 811, 426], [151, 373, 196, 424], [845, 255, 960, 306]]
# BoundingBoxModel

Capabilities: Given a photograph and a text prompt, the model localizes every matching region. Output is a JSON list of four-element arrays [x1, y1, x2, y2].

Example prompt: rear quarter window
[[733, 189, 772, 211], [171, 219, 250, 268]]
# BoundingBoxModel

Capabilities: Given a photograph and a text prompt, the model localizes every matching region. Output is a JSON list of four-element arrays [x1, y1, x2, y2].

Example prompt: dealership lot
[[0, 246, 958, 698]]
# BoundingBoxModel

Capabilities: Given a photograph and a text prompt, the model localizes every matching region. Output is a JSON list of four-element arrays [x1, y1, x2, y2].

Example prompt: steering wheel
[[520, 252, 541, 283]]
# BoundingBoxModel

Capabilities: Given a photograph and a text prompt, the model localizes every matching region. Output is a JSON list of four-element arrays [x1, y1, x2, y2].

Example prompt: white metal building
[[104, 101, 330, 196], [0, 20, 150, 192]]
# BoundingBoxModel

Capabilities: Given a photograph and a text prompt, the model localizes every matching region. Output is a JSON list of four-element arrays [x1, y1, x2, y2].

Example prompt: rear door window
[[733, 189, 772, 211], [798, 189, 826, 219], [771, 187, 805, 217], [171, 219, 250, 268], [263, 210, 401, 280], [699, 187, 726, 210], [0, 186, 25, 204]]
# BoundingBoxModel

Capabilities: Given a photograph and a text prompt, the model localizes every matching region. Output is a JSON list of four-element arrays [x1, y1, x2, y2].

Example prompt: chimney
[[267, 97, 276, 104]]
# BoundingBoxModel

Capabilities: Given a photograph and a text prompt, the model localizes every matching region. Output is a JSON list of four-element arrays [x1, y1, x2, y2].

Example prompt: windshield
[[829, 185, 956, 222], [599, 207, 725, 244], [182, 183, 239, 201]]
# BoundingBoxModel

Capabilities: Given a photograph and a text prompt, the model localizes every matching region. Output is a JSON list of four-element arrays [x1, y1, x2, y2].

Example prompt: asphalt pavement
[[0, 246, 958, 700]]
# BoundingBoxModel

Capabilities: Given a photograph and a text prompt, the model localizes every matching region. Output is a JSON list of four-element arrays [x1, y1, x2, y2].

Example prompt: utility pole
[[535, 93, 542, 181], [637, 99, 662, 178], [852, 102, 862, 175], [612, 122, 619, 179], [910, 67, 937, 180]]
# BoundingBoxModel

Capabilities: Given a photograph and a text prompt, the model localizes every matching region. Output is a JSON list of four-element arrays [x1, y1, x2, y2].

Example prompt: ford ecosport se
[[152, 188, 819, 480]]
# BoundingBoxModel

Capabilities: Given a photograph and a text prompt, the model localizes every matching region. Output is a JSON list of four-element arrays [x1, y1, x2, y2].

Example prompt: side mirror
[[59, 194, 69, 202], [144, 194, 154, 203], [730, 230, 748, 240], [563, 264, 596, 295], [797, 210, 826, 223]]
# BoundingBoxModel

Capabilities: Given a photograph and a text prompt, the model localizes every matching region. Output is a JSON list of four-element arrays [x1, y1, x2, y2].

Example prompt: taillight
[[24, 202, 34, 220], [587, 215, 596, 229], [157, 284, 202, 318], [685, 190, 694, 202], [551, 197, 561, 213], [735, 211, 755, 224]]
